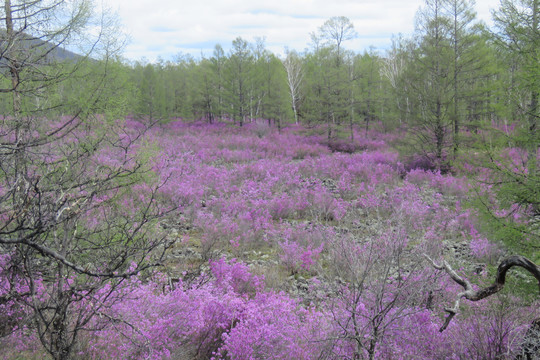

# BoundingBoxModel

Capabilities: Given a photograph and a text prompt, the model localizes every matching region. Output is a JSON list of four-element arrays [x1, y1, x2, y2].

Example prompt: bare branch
[[425, 254, 540, 331]]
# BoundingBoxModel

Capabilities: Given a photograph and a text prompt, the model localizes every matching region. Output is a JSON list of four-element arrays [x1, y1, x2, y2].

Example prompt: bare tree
[[318, 16, 357, 66], [326, 227, 437, 360], [0, 1, 174, 359]]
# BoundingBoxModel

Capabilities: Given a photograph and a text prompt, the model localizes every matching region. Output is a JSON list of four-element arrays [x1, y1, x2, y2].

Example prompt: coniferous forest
[[0, 0, 539, 359]]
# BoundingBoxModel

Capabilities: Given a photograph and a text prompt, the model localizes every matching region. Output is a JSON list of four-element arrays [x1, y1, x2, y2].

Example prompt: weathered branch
[[424, 254, 540, 332]]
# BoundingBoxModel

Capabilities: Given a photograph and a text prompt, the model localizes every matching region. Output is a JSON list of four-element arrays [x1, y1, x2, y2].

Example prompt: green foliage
[[473, 195, 529, 250], [351, 50, 390, 135], [115, 7, 537, 265], [478, 0, 540, 259]]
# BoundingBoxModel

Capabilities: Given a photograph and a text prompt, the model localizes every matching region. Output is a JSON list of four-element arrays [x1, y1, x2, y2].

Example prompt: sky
[[106, 0, 499, 62]]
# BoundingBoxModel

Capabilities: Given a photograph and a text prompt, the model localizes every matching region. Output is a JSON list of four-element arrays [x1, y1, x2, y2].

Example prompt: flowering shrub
[[76, 259, 331, 359], [1, 255, 534, 360], [405, 169, 470, 196], [279, 240, 324, 273], [1, 120, 536, 359], [218, 292, 331, 360]]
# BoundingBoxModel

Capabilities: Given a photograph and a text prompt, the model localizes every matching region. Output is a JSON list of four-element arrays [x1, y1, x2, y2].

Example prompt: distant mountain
[[0, 30, 84, 66]]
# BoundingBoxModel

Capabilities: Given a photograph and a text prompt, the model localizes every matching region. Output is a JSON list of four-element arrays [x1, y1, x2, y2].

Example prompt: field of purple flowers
[[1, 119, 538, 359]]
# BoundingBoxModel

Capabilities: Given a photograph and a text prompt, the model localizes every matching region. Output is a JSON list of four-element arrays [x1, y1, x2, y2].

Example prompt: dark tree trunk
[[426, 255, 540, 332]]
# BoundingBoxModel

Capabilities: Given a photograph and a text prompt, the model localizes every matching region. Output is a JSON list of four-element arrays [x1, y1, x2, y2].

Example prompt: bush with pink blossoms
[[209, 257, 264, 296], [405, 169, 470, 197], [218, 292, 332, 360], [81, 261, 253, 359], [2, 120, 536, 359], [468, 228, 501, 262], [272, 223, 329, 274], [76, 258, 332, 360], [279, 240, 324, 274]]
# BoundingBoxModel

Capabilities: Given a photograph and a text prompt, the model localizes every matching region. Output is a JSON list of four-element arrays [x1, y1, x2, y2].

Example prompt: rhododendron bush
[[1, 120, 538, 359]]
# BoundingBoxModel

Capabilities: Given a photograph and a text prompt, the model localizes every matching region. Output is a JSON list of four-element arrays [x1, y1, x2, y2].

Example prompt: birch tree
[[282, 49, 304, 124]]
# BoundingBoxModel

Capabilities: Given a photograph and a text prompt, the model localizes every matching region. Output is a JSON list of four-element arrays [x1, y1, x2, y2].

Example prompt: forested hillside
[[0, 0, 538, 359]]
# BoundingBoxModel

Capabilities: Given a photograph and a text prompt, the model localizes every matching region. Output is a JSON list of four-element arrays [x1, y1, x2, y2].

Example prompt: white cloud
[[106, 0, 498, 62]]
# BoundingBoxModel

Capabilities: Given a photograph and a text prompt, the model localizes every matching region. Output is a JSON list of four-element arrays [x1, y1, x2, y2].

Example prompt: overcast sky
[[106, 0, 499, 62]]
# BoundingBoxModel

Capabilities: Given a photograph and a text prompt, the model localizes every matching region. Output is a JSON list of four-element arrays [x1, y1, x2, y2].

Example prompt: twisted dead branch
[[424, 254, 540, 332]]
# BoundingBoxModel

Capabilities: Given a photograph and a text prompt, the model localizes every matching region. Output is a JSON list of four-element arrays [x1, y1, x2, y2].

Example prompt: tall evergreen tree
[[225, 37, 253, 126], [493, 0, 539, 177], [446, 0, 483, 156], [407, 0, 454, 168], [211, 44, 227, 121], [488, 0, 540, 253]]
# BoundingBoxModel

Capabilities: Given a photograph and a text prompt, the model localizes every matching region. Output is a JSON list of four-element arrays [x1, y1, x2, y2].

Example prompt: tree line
[[2, 0, 535, 173]]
